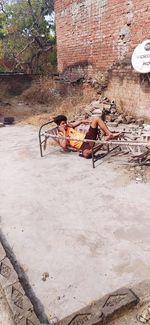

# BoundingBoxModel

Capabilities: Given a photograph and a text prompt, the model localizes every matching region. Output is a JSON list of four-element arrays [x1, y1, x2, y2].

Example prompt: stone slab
[[0, 285, 15, 325], [3, 280, 40, 324], [0, 243, 6, 261], [0, 251, 40, 324], [5, 281, 33, 318], [58, 288, 139, 325], [0, 257, 18, 289]]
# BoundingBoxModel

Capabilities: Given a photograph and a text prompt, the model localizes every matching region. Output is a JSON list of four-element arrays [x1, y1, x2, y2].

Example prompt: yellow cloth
[[65, 128, 85, 149]]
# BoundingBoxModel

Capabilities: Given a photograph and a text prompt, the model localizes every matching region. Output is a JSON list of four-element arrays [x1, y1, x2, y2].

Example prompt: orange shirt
[[65, 128, 85, 149]]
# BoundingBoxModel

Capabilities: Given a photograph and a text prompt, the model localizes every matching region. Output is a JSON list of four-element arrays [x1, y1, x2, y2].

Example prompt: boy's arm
[[57, 130, 67, 149], [68, 119, 91, 128]]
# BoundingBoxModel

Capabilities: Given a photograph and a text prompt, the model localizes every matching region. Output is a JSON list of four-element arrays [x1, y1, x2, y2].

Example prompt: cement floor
[[0, 124, 150, 322]]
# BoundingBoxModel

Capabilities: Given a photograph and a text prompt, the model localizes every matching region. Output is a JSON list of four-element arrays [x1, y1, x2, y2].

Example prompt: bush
[[22, 76, 58, 104]]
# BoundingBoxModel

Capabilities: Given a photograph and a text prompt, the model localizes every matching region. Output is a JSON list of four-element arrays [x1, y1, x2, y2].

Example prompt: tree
[[0, 0, 56, 73]]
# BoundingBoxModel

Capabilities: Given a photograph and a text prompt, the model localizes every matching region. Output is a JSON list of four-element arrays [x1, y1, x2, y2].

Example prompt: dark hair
[[53, 115, 67, 125]]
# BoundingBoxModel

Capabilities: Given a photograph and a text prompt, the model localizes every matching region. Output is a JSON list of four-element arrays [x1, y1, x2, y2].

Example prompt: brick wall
[[55, 0, 150, 119]]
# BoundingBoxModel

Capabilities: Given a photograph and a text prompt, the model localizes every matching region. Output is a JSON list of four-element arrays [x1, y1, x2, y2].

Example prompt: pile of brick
[[84, 97, 145, 127]]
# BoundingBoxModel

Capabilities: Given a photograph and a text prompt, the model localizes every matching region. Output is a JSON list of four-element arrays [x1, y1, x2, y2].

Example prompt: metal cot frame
[[39, 121, 150, 168]]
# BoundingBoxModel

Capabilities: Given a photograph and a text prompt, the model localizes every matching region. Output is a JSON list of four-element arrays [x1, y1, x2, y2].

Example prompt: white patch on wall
[[70, 0, 107, 44], [118, 25, 131, 59], [60, 7, 69, 17], [114, 0, 134, 60], [71, 0, 107, 21]]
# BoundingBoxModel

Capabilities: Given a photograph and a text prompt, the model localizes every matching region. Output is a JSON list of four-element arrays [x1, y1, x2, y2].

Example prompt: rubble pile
[[71, 96, 150, 168], [84, 96, 145, 127]]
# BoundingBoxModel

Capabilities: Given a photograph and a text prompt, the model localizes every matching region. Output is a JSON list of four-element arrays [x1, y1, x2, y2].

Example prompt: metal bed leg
[[38, 120, 53, 157], [92, 148, 95, 168], [39, 132, 43, 157]]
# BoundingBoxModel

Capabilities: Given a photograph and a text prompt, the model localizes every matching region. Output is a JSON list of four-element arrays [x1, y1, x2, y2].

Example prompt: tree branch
[[0, 1, 7, 15], [15, 39, 35, 58], [27, 0, 37, 23]]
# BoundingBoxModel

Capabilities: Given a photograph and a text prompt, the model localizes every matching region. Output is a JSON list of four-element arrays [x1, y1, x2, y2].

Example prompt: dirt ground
[[0, 95, 56, 126], [0, 77, 93, 127]]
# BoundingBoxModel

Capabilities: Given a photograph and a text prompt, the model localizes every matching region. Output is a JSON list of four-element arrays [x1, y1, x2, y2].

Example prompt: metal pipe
[[43, 133, 150, 147], [38, 120, 54, 157]]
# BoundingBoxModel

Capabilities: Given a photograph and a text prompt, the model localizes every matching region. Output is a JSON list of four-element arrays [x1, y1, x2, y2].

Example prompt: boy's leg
[[90, 117, 120, 138], [81, 117, 120, 158], [80, 125, 98, 158], [82, 148, 93, 158]]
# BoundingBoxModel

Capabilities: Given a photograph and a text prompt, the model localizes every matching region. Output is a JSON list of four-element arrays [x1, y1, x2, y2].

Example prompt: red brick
[[55, 0, 150, 118]]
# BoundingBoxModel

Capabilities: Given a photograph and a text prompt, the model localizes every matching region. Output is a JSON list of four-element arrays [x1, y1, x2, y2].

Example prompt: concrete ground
[[0, 124, 150, 322]]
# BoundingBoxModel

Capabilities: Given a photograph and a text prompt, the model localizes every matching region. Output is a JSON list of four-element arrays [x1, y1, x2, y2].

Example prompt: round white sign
[[131, 39, 150, 73]]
